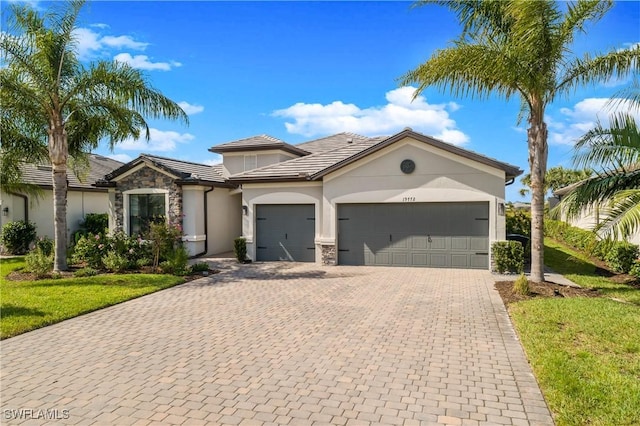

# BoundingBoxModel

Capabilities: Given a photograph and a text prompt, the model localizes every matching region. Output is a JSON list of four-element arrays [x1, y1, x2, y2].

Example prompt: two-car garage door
[[337, 202, 489, 269]]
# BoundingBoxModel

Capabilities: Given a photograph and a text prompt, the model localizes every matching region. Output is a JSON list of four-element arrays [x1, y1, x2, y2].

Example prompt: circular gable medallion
[[400, 159, 415, 174]]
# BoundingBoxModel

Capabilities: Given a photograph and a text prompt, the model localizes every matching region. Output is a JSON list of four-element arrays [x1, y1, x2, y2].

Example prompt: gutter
[[505, 177, 515, 186]]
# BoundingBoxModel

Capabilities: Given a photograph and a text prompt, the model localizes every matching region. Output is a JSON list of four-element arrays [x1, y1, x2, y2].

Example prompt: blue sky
[[13, 1, 640, 200]]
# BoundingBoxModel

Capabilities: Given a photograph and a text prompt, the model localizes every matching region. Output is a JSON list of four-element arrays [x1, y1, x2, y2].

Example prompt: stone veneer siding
[[113, 167, 182, 233], [321, 244, 336, 265]]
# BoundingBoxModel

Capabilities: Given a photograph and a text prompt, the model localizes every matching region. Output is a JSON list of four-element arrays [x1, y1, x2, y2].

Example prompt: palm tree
[[401, 0, 639, 282], [0, 0, 188, 271], [558, 85, 640, 240]]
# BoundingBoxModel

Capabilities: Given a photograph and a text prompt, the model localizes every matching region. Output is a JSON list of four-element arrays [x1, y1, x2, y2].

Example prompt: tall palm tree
[[0, 0, 188, 271], [401, 0, 639, 282], [558, 85, 640, 240]]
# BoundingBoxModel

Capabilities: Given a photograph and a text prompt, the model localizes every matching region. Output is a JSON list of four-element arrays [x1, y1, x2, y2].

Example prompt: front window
[[129, 194, 166, 236]]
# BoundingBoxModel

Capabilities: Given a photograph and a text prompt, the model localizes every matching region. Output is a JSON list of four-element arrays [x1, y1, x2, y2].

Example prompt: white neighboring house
[[0, 154, 123, 242], [552, 185, 640, 246], [99, 128, 522, 269]]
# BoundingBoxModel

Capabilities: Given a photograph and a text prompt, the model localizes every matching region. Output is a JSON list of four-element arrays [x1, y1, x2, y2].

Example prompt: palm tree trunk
[[528, 114, 548, 283], [50, 126, 69, 272]]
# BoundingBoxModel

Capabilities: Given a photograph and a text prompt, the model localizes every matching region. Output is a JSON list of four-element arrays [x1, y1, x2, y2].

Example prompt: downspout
[[505, 177, 515, 186], [193, 187, 214, 257]]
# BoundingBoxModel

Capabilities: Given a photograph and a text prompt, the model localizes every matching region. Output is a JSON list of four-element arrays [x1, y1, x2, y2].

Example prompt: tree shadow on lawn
[[544, 244, 612, 277], [1, 303, 46, 318]]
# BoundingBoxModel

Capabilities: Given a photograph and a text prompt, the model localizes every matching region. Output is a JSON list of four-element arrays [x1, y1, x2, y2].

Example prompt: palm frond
[[594, 190, 640, 240]]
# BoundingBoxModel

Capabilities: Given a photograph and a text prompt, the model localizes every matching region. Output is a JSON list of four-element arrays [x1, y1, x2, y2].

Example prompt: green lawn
[[0, 257, 185, 339], [508, 240, 640, 426]]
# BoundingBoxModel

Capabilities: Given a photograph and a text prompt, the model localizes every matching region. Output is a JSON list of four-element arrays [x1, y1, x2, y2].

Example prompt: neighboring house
[[553, 185, 640, 246], [0, 154, 123, 241], [99, 128, 522, 269]]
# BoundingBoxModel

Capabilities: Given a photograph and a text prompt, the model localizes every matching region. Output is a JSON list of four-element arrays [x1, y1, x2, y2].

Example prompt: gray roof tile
[[19, 154, 123, 190], [295, 132, 383, 153], [209, 134, 310, 156]]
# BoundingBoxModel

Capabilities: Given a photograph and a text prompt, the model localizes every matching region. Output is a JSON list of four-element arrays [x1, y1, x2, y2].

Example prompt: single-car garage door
[[256, 204, 315, 262], [338, 202, 489, 269]]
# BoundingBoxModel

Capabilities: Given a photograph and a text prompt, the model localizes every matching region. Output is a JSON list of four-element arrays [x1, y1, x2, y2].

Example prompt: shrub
[[82, 213, 108, 235], [190, 262, 210, 273], [492, 241, 524, 274], [234, 237, 247, 263], [592, 239, 615, 261], [506, 208, 531, 236], [0, 221, 37, 254], [160, 245, 190, 275], [147, 222, 183, 268], [74, 267, 98, 277], [71, 234, 106, 269], [513, 273, 530, 296], [630, 260, 640, 280], [102, 251, 131, 272], [35, 236, 53, 257], [604, 242, 639, 274], [25, 247, 53, 277], [545, 219, 598, 254]]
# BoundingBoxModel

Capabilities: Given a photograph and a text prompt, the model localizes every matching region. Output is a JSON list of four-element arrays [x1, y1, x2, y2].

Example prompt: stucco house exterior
[[99, 128, 522, 269], [0, 154, 122, 241]]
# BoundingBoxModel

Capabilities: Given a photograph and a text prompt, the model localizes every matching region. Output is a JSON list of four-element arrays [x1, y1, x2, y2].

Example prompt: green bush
[[147, 222, 183, 268], [83, 213, 108, 235], [190, 262, 210, 273], [25, 247, 53, 277], [74, 267, 98, 277], [492, 241, 524, 274], [604, 242, 639, 274], [35, 236, 53, 256], [160, 245, 190, 275], [629, 260, 640, 279], [234, 237, 247, 263], [592, 239, 615, 261], [545, 219, 598, 254], [506, 208, 531, 236], [513, 273, 530, 296], [71, 234, 107, 269], [0, 220, 37, 254], [102, 251, 131, 272]]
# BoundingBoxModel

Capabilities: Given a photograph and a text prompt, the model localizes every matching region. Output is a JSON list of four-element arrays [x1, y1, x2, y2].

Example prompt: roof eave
[[228, 175, 311, 184]]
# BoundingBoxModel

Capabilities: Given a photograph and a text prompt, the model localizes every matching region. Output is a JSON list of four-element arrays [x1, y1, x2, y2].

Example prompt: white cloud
[[118, 128, 195, 152], [203, 156, 222, 166], [101, 35, 149, 50], [107, 153, 133, 163], [272, 86, 469, 145], [549, 98, 640, 145], [178, 101, 205, 115], [90, 23, 110, 29], [113, 53, 181, 71]]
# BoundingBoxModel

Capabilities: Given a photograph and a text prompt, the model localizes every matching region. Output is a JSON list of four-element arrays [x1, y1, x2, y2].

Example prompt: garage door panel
[[256, 204, 315, 262], [451, 254, 469, 268], [338, 202, 489, 269], [451, 237, 469, 250]]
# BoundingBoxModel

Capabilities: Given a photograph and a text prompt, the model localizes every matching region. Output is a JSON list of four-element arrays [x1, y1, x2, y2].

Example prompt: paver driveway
[[1, 262, 553, 425]]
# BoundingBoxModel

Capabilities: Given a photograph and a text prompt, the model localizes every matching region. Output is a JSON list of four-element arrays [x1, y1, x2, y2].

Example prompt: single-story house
[[97, 128, 522, 269], [0, 154, 123, 241], [552, 185, 640, 246]]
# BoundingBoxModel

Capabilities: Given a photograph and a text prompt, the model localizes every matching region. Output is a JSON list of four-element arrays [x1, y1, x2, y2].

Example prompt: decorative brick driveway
[[1, 262, 553, 425]]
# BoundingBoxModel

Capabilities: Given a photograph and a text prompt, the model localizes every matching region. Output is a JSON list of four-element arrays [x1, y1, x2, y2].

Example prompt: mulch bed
[[3, 266, 219, 282], [495, 280, 601, 305]]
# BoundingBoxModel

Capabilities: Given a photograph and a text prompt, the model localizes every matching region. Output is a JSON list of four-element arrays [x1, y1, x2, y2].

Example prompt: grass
[[0, 257, 185, 339], [507, 239, 640, 426]]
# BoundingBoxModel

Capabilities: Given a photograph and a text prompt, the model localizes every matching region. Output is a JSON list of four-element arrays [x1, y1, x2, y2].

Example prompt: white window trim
[[123, 188, 170, 235]]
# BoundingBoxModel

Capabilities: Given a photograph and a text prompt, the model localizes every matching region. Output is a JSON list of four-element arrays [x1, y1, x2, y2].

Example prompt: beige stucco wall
[[240, 183, 323, 261], [182, 186, 207, 256], [322, 138, 507, 247], [0, 189, 109, 242], [207, 189, 242, 255], [222, 150, 300, 176]]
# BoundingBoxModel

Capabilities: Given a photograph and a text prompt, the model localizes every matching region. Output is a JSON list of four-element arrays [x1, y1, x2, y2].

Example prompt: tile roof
[[230, 129, 523, 182], [19, 154, 123, 191], [295, 132, 383, 153], [103, 154, 228, 185], [209, 134, 310, 156], [229, 138, 382, 182]]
